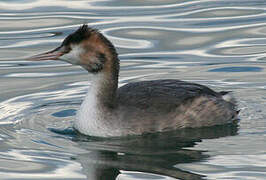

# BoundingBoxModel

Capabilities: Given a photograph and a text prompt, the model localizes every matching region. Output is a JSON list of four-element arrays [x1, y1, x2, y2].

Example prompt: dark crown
[[62, 24, 97, 46]]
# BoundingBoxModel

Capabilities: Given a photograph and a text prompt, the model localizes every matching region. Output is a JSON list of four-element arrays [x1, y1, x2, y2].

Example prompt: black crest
[[62, 24, 96, 46]]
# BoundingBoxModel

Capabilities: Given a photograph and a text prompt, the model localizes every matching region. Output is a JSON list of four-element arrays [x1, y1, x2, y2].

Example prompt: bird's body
[[29, 25, 238, 137], [76, 78, 237, 137]]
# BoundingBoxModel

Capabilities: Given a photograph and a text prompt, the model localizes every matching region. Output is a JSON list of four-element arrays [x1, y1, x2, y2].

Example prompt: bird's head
[[29, 25, 117, 73]]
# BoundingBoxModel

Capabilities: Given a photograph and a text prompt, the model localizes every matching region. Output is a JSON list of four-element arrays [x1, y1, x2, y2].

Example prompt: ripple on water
[[212, 45, 266, 56], [208, 66, 263, 72], [186, 7, 264, 18], [3, 71, 81, 78], [0, 149, 85, 179], [0, 0, 266, 180], [177, 154, 266, 180]]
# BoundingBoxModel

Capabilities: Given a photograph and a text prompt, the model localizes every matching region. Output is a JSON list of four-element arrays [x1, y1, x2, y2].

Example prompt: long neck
[[89, 56, 119, 109], [75, 56, 119, 136]]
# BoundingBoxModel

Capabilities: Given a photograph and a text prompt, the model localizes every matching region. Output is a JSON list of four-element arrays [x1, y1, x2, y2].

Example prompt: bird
[[29, 24, 238, 137]]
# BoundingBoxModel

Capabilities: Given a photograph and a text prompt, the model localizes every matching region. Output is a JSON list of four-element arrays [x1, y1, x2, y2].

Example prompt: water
[[0, 0, 265, 179]]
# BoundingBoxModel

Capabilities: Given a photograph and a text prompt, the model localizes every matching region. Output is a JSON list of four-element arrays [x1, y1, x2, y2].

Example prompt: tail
[[220, 91, 237, 104], [220, 91, 240, 118]]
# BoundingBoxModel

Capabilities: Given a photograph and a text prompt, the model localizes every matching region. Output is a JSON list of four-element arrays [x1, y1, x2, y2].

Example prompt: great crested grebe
[[29, 25, 238, 137]]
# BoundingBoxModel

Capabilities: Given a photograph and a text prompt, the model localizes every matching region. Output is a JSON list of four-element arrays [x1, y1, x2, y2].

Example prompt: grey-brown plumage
[[112, 79, 238, 136], [118, 79, 219, 109], [29, 25, 239, 137]]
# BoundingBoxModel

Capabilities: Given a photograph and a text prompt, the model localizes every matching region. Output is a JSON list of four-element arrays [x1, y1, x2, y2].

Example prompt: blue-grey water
[[0, 0, 266, 180]]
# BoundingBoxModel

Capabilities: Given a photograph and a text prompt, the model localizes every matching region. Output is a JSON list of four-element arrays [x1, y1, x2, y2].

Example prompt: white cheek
[[60, 45, 84, 64]]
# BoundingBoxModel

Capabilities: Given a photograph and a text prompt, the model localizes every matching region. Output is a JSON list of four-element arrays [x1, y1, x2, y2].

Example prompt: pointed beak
[[28, 47, 64, 61]]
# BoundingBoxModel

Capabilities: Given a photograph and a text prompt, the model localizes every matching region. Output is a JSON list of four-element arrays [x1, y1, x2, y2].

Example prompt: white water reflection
[[0, 149, 85, 179], [177, 154, 266, 180], [0, 0, 98, 11], [0, 0, 266, 180]]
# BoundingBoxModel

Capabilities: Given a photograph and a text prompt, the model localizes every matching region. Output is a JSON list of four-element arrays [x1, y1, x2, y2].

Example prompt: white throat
[[74, 73, 110, 136]]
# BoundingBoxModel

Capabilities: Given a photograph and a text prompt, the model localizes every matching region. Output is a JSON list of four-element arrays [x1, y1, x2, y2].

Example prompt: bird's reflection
[[65, 123, 238, 180]]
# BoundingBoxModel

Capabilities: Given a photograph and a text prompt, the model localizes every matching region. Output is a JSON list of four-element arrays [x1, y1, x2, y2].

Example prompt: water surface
[[0, 0, 266, 179]]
